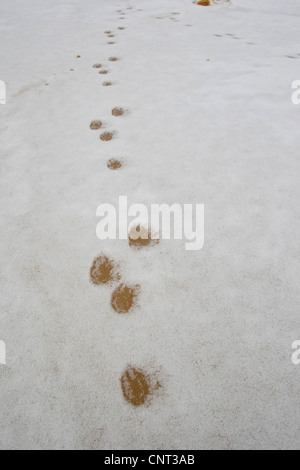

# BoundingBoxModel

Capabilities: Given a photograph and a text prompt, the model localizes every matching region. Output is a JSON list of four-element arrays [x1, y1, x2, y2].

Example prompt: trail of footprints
[[82, 0, 299, 412], [89, 6, 161, 408]]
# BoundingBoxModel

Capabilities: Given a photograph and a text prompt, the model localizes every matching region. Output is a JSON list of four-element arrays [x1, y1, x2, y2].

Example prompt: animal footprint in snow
[[107, 158, 122, 170], [90, 255, 120, 285], [90, 120, 103, 130], [121, 366, 161, 407], [99, 70, 109, 75], [93, 64, 102, 69], [100, 131, 115, 141], [103, 81, 113, 87], [196, 0, 210, 5], [109, 57, 119, 62], [111, 284, 140, 314], [112, 107, 125, 117], [128, 225, 159, 249]]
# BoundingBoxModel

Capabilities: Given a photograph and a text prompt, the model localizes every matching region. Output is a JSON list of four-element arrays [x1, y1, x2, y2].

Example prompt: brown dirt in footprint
[[90, 255, 120, 285], [100, 132, 115, 141], [111, 284, 139, 314], [121, 367, 161, 407], [107, 158, 122, 170], [103, 81, 112, 87], [99, 70, 109, 75], [128, 225, 159, 249], [93, 64, 102, 69], [118, 27, 125, 30], [108, 42, 116, 45], [90, 120, 103, 130], [109, 57, 119, 62], [197, 0, 210, 5], [105, 31, 112, 34], [108, 34, 115, 38], [112, 107, 125, 117]]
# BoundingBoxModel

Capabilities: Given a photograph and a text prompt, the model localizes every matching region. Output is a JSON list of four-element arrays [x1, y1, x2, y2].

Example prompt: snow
[[0, 0, 300, 450]]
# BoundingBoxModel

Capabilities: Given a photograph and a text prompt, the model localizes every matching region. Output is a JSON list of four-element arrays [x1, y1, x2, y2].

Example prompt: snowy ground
[[0, 0, 300, 450]]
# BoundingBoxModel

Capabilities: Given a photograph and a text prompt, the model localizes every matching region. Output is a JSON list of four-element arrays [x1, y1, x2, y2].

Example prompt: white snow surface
[[0, 0, 300, 450]]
